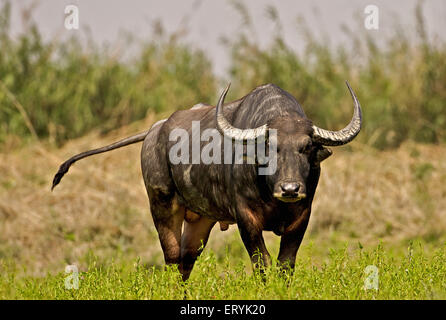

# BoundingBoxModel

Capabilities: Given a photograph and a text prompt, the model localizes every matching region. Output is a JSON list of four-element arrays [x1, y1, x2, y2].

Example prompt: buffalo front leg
[[179, 215, 216, 281], [236, 208, 271, 272], [277, 208, 311, 271]]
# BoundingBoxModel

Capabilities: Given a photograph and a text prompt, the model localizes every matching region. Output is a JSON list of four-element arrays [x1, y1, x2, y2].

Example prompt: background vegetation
[[0, 1, 445, 299], [1, 1, 445, 149], [0, 1, 216, 146]]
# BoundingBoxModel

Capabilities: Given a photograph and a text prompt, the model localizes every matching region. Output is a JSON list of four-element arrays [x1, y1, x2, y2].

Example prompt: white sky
[[8, 0, 446, 77]]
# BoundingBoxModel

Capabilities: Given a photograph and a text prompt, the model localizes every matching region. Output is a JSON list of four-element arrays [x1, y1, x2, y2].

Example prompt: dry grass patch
[[0, 120, 445, 274]]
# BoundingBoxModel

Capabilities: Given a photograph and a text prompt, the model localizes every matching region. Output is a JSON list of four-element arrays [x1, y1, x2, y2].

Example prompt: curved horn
[[312, 81, 362, 146], [216, 83, 267, 140]]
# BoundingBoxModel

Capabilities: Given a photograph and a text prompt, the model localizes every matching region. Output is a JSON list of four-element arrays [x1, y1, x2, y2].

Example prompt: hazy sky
[[8, 0, 446, 77]]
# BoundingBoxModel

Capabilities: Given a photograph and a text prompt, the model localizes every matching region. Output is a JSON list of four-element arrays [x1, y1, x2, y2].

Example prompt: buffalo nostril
[[281, 183, 300, 195]]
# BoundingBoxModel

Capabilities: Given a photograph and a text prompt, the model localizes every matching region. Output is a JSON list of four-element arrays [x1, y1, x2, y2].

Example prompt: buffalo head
[[215, 82, 362, 203]]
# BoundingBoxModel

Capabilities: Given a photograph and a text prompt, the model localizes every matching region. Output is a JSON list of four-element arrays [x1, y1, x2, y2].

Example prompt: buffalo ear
[[315, 147, 332, 164]]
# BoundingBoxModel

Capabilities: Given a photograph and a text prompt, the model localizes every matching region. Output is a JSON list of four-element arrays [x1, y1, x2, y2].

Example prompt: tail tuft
[[51, 160, 73, 191]]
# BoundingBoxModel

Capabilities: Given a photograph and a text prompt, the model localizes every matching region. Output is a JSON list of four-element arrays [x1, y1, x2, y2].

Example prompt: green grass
[[1, 241, 444, 300]]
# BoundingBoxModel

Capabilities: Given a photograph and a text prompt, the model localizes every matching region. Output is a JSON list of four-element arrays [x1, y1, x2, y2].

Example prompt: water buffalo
[[52, 82, 362, 280]]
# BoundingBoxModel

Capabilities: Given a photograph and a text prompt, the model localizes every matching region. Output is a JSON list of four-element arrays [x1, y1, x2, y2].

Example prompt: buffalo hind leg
[[150, 196, 185, 266], [179, 215, 216, 281]]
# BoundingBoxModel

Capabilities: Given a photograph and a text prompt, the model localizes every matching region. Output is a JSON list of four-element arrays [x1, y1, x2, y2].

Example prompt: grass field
[[0, 118, 445, 299], [1, 241, 445, 300]]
